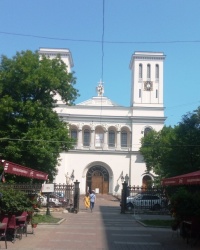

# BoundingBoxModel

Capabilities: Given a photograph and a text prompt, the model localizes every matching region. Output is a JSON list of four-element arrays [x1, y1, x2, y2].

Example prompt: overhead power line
[[1, 31, 200, 44]]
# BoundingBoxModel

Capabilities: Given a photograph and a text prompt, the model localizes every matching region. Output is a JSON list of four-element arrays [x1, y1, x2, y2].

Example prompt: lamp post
[[121, 174, 129, 184], [125, 174, 129, 185]]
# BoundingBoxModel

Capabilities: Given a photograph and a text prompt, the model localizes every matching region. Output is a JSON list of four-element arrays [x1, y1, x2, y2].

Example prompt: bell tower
[[129, 52, 165, 107]]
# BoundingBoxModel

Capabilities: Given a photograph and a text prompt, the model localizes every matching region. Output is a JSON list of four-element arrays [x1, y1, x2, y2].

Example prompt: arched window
[[95, 133, 104, 147], [121, 130, 127, 147], [83, 129, 90, 146], [144, 127, 152, 137], [147, 64, 151, 79], [155, 64, 159, 79], [71, 129, 77, 146], [108, 130, 115, 147], [139, 64, 143, 79], [95, 127, 104, 147]]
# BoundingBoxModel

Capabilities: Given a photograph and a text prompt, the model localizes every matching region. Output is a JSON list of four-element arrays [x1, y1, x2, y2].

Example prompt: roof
[[77, 96, 121, 107]]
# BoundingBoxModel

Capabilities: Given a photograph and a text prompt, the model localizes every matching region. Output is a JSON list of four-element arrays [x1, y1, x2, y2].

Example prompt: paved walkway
[[4, 194, 199, 250]]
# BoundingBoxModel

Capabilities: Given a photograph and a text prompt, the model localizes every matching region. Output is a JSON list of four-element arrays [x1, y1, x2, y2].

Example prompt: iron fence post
[[46, 193, 51, 215], [121, 181, 128, 214], [73, 180, 80, 213]]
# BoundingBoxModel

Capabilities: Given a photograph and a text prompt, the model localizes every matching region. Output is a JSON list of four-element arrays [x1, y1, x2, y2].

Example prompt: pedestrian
[[83, 192, 90, 210], [89, 190, 96, 212]]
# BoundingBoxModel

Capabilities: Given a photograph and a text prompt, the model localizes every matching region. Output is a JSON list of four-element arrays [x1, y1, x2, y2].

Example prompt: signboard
[[42, 184, 54, 193]]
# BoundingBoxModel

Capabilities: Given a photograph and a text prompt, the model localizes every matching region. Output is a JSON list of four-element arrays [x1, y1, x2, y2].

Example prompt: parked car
[[38, 194, 62, 207], [125, 194, 164, 211], [56, 193, 66, 203], [49, 194, 62, 207], [56, 193, 71, 206]]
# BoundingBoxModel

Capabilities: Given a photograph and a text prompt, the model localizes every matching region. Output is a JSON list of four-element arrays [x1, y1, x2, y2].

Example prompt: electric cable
[[1, 31, 200, 45]]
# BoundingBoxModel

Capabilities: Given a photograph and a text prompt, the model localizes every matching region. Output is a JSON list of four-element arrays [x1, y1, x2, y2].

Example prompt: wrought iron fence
[[121, 183, 169, 214], [0, 182, 80, 213], [0, 183, 42, 194], [53, 183, 74, 207]]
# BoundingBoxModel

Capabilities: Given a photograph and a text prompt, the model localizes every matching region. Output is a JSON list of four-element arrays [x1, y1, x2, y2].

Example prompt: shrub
[[0, 187, 34, 214], [170, 187, 200, 221]]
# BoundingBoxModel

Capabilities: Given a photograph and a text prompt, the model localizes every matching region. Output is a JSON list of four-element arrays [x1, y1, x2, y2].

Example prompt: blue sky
[[1, 0, 200, 127]]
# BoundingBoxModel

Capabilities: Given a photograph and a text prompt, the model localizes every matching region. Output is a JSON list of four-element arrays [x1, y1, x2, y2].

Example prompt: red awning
[[161, 170, 200, 186], [1, 159, 48, 180]]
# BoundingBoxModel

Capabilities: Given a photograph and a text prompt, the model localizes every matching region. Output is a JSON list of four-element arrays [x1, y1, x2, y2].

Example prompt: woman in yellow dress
[[84, 192, 90, 209]]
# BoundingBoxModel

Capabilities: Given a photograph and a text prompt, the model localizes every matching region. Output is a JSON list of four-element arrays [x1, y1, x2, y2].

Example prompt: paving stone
[[5, 194, 199, 250]]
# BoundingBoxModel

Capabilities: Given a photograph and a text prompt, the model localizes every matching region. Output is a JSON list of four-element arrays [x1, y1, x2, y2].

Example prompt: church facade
[[39, 48, 166, 195]]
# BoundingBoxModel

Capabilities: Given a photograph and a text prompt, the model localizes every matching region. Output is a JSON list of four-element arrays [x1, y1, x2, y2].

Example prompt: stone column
[[116, 131, 121, 150], [77, 129, 82, 149], [103, 130, 108, 149], [90, 129, 95, 149]]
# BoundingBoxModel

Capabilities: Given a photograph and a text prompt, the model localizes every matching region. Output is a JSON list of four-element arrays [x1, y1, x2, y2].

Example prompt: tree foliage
[[0, 50, 79, 181], [140, 107, 200, 180], [0, 187, 33, 213]]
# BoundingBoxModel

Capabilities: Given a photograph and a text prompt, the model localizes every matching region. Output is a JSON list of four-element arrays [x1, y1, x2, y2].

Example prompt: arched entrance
[[86, 165, 109, 194]]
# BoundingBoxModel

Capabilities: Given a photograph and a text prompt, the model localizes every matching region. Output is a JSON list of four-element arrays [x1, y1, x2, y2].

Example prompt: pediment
[[77, 97, 120, 107]]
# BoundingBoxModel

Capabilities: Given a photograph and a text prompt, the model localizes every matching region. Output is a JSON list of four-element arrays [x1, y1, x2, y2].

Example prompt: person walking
[[83, 192, 90, 210], [89, 190, 96, 212]]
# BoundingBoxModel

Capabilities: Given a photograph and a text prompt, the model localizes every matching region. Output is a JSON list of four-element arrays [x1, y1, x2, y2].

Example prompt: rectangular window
[[156, 89, 158, 98], [139, 89, 141, 98]]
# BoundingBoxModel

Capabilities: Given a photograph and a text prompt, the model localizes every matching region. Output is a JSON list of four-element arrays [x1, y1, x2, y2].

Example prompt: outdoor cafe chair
[[7, 215, 22, 243], [0, 216, 8, 249], [16, 211, 28, 237]]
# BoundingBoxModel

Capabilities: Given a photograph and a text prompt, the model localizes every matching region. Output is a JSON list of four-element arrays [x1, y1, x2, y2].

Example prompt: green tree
[[140, 107, 200, 180], [173, 108, 200, 174], [0, 50, 79, 181], [0, 187, 33, 213], [140, 126, 176, 181]]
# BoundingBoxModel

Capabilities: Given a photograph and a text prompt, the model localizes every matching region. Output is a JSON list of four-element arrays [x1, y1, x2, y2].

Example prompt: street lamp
[[125, 174, 129, 184]]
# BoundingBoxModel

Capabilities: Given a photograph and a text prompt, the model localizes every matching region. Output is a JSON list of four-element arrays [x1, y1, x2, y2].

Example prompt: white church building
[[39, 48, 166, 195]]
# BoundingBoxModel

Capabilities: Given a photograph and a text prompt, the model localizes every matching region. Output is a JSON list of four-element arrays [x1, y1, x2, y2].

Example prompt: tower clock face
[[144, 81, 153, 91]]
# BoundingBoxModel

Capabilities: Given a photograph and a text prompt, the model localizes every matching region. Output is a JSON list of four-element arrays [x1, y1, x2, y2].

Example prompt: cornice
[[129, 51, 166, 69], [38, 47, 74, 67], [57, 104, 128, 110], [66, 149, 139, 155], [130, 116, 166, 123]]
